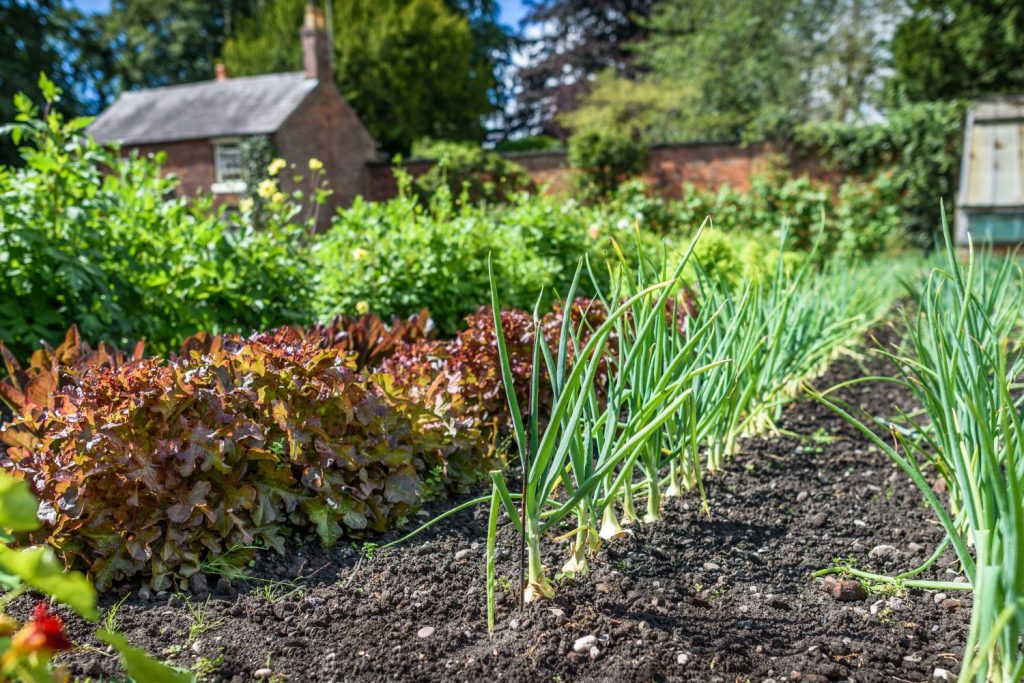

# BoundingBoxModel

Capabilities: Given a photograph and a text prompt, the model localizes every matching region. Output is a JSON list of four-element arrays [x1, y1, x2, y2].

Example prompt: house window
[[212, 140, 246, 194]]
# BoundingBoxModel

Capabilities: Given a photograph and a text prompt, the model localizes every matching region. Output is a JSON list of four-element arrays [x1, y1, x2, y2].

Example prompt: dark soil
[[35, 327, 971, 682]]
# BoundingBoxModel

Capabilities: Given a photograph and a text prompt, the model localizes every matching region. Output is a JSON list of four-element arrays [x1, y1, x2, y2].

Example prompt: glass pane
[[216, 144, 244, 183]]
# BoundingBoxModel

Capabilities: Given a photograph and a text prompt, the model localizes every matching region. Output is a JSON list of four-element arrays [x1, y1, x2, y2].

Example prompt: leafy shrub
[[0, 328, 475, 590], [0, 78, 315, 360], [314, 191, 578, 334], [568, 132, 648, 200], [412, 140, 534, 205], [672, 171, 901, 259], [783, 100, 964, 244], [494, 135, 562, 153]]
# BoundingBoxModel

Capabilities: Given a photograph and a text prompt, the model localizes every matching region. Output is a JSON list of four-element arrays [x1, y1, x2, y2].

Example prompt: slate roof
[[89, 72, 319, 145]]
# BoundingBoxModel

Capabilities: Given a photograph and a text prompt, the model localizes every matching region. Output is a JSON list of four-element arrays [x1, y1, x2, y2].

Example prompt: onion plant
[[484, 227, 725, 611], [812, 227, 1024, 682]]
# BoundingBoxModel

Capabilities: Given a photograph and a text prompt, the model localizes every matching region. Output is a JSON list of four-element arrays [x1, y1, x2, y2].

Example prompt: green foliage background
[[223, 0, 495, 155]]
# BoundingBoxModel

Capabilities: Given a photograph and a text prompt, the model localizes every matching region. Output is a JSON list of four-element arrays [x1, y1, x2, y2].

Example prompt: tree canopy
[[889, 0, 1024, 102], [223, 0, 502, 155]]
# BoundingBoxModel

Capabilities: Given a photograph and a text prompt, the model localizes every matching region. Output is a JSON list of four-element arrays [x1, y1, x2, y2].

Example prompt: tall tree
[[223, 0, 498, 155], [66, 0, 259, 110], [889, 0, 1024, 102], [639, 0, 825, 140], [0, 0, 79, 163], [511, 0, 655, 138], [810, 0, 898, 121]]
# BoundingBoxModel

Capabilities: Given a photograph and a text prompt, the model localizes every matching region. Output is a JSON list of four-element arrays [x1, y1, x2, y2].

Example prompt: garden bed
[[23, 329, 969, 683]]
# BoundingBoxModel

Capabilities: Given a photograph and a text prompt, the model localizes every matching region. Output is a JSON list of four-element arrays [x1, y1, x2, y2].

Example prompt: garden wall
[[360, 141, 839, 202]]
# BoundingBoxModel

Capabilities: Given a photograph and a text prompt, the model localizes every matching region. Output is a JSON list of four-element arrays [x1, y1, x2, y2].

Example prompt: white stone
[[573, 635, 598, 653]]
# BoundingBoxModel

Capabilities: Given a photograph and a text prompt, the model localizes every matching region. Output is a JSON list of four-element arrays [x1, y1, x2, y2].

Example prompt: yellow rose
[[271, 192, 286, 204], [238, 197, 254, 213], [351, 248, 368, 261], [267, 158, 287, 176], [256, 179, 277, 199], [356, 301, 370, 314], [308, 157, 324, 172]]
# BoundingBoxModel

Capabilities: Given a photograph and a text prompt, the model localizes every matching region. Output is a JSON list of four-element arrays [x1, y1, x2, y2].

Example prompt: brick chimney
[[215, 63, 228, 82], [302, 2, 331, 81]]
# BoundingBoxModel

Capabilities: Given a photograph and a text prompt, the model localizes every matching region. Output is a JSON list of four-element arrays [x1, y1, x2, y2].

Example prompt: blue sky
[[68, 0, 530, 26]]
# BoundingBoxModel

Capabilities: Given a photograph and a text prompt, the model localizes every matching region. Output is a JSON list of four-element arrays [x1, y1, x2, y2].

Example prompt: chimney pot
[[215, 63, 228, 81], [302, 2, 331, 80]]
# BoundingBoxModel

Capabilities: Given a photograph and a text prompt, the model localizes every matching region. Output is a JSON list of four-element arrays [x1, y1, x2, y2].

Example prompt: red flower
[[8, 602, 73, 656]]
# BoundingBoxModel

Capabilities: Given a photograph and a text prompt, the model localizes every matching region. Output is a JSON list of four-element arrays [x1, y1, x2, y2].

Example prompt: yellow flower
[[351, 247, 368, 261], [256, 179, 277, 199], [238, 197, 254, 213], [308, 157, 324, 172], [271, 192, 286, 204], [355, 301, 370, 314], [267, 158, 287, 176]]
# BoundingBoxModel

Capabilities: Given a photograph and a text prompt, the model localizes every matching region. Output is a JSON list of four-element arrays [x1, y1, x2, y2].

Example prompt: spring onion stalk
[[487, 256, 679, 604], [813, 222, 1024, 682]]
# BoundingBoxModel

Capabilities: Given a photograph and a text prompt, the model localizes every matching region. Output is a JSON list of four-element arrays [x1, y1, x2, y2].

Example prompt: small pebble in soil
[[417, 626, 435, 638], [933, 592, 948, 605], [796, 491, 809, 503], [827, 577, 867, 602], [703, 562, 721, 571], [869, 544, 899, 561], [940, 598, 963, 611], [253, 668, 272, 679], [677, 653, 690, 666], [589, 647, 600, 660], [808, 512, 828, 527], [573, 635, 598, 653], [934, 667, 955, 682], [454, 549, 472, 561]]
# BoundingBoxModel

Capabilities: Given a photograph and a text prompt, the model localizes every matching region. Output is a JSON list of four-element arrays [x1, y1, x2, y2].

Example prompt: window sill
[[211, 181, 247, 194]]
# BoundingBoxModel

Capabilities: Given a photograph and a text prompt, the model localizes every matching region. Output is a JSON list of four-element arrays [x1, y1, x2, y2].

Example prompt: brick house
[[88, 4, 375, 208]]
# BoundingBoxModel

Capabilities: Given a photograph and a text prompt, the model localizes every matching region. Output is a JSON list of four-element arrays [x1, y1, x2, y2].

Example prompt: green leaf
[[0, 546, 98, 618], [37, 73, 60, 102], [64, 116, 95, 133], [302, 500, 343, 547], [97, 630, 197, 683], [0, 472, 41, 532]]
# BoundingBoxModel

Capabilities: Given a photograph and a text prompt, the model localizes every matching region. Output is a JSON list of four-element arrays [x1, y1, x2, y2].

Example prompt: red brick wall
[[274, 83, 376, 208], [358, 142, 838, 202], [132, 140, 234, 201]]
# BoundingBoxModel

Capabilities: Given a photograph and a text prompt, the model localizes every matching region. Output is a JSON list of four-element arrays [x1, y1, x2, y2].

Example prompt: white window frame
[[212, 138, 246, 194]]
